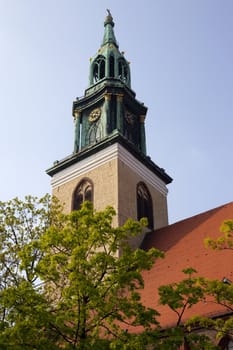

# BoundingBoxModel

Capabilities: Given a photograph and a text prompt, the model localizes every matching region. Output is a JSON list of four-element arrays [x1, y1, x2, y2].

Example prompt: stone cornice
[[50, 143, 169, 196]]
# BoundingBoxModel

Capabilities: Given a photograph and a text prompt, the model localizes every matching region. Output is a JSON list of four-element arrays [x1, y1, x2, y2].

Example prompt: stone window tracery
[[137, 182, 154, 229], [72, 179, 93, 211], [93, 56, 105, 83]]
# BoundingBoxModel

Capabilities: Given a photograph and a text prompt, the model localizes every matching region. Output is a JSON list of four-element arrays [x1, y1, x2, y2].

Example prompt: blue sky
[[1, 0, 233, 224]]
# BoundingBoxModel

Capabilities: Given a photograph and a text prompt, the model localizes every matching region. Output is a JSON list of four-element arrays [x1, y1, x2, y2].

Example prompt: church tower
[[47, 11, 172, 248]]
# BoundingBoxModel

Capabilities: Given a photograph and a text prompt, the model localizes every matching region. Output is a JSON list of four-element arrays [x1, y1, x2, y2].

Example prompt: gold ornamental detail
[[116, 93, 124, 102], [88, 108, 101, 123], [139, 115, 146, 123], [73, 110, 81, 119], [104, 93, 112, 101]]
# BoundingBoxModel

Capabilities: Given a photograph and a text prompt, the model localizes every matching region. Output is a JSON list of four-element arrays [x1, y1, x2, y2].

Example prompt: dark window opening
[[99, 59, 105, 79], [72, 179, 93, 211], [93, 56, 105, 83], [219, 338, 233, 350], [109, 55, 115, 77], [137, 182, 154, 229], [93, 63, 99, 83], [118, 59, 128, 83]]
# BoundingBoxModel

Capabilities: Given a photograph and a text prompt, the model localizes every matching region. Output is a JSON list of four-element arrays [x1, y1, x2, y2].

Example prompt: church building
[[47, 11, 233, 349]]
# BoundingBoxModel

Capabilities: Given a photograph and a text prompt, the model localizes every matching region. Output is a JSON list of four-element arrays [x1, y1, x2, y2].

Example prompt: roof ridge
[[159, 200, 233, 231]]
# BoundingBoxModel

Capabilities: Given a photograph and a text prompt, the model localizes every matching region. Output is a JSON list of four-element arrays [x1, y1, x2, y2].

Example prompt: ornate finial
[[105, 9, 114, 26], [105, 9, 113, 25], [107, 8, 112, 17]]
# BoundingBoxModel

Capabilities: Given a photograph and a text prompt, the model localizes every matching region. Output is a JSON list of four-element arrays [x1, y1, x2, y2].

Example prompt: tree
[[1, 195, 232, 349], [0, 194, 62, 349], [205, 220, 233, 251], [158, 268, 220, 349], [189, 220, 233, 345], [0, 196, 163, 349]]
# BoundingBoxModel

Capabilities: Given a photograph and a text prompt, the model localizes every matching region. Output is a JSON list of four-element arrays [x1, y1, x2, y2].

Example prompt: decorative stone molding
[[51, 143, 168, 196]]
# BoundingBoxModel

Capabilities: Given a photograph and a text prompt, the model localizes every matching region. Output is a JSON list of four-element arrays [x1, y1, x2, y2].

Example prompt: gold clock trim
[[88, 108, 101, 123]]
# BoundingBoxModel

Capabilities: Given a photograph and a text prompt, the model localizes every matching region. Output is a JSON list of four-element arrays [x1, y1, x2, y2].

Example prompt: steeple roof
[[88, 11, 131, 89], [102, 9, 118, 48]]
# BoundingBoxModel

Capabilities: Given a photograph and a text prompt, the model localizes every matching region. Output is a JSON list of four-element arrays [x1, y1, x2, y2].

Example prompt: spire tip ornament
[[106, 8, 112, 17], [104, 9, 114, 27]]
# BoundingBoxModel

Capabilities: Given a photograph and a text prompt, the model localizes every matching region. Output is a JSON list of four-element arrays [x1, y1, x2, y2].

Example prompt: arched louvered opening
[[93, 56, 106, 83], [137, 182, 154, 229], [72, 179, 93, 211], [118, 58, 128, 83]]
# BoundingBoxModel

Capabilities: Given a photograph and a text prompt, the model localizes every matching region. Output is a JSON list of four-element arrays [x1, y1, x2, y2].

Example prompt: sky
[[0, 0, 233, 224]]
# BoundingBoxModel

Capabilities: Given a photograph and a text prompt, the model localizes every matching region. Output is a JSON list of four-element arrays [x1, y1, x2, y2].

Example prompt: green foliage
[[0, 196, 163, 349], [0, 196, 232, 349], [0, 194, 62, 349], [158, 264, 233, 347], [0, 194, 61, 287], [201, 219, 233, 343], [37, 202, 163, 348], [205, 219, 233, 250], [158, 268, 205, 326], [185, 277, 233, 343], [184, 332, 219, 350], [200, 278, 233, 312]]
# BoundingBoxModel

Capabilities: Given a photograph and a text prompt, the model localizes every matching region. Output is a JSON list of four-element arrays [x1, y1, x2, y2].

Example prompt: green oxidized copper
[[102, 9, 118, 47], [89, 10, 131, 88], [73, 10, 147, 157]]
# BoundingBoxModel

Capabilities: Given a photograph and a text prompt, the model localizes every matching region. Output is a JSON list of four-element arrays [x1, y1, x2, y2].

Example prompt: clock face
[[88, 108, 101, 123]]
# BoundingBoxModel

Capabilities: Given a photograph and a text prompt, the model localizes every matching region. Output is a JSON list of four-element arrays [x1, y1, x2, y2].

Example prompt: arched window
[[219, 337, 233, 349], [137, 182, 154, 229], [93, 56, 105, 83], [86, 120, 102, 145], [72, 179, 93, 211], [99, 58, 105, 79], [118, 58, 128, 83]]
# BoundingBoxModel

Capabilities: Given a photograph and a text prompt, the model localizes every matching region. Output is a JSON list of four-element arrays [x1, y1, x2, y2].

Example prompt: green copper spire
[[88, 11, 131, 88], [71, 12, 148, 157], [102, 9, 118, 47]]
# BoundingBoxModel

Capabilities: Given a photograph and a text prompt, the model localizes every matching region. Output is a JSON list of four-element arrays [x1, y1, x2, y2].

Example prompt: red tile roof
[[140, 201, 233, 329]]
